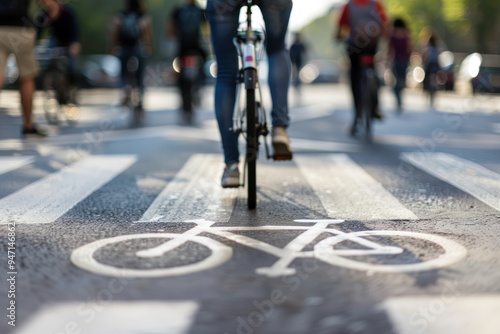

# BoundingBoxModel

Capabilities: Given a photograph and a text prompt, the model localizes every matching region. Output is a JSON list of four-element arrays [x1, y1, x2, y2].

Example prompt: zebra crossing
[[1, 152, 500, 225]]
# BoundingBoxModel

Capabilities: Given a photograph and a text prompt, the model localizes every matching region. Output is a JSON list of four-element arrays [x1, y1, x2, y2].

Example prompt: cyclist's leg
[[206, 0, 242, 165], [260, 0, 292, 129]]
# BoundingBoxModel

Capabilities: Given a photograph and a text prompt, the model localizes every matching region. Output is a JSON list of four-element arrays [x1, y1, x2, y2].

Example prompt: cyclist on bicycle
[[110, 0, 153, 112], [37, 0, 81, 90], [336, 0, 389, 136], [206, 0, 294, 188], [166, 0, 208, 124]]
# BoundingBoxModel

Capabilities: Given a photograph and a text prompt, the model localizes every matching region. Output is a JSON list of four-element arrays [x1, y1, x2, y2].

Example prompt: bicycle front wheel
[[361, 68, 373, 141], [246, 87, 257, 209], [314, 230, 467, 273]]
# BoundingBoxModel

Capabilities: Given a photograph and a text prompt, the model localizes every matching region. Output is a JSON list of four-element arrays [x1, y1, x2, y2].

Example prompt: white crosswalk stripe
[[401, 152, 500, 212], [13, 301, 199, 334], [2, 152, 498, 224], [0, 155, 137, 225], [0, 156, 34, 175], [295, 154, 418, 220], [382, 295, 500, 334], [140, 154, 238, 223]]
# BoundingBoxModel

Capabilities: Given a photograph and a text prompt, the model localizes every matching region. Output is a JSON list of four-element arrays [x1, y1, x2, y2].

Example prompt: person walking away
[[289, 32, 308, 104], [422, 33, 441, 109], [0, 0, 47, 138], [336, 0, 389, 136], [205, 0, 294, 188], [166, 0, 208, 124], [110, 0, 153, 113], [388, 18, 411, 113], [37, 0, 81, 103]]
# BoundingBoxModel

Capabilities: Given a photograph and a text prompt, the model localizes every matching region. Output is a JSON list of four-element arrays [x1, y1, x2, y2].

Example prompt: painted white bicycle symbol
[[71, 219, 467, 278]]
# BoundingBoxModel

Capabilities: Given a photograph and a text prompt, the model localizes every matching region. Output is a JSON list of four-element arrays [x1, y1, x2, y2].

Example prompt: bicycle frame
[[230, 0, 271, 209], [71, 218, 467, 278], [358, 54, 377, 141], [231, 4, 267, 136]]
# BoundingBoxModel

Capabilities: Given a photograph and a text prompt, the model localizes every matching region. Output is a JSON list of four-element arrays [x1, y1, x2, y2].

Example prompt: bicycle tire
[[246, 87, 257, 209], [314, 230, 467, 273], [361, 67, 373, 141]]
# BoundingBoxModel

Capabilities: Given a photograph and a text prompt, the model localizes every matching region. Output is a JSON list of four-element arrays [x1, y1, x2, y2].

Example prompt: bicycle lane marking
[[382, 295, 500, 334], [0, 156, 34, 175], [401, 152, 500, 212], [295, 154, 418, 220], [72, 218, 466, 278], [138, 154, 238, 223], [0, 155, 137, 225], [12, 301, 198, 334]]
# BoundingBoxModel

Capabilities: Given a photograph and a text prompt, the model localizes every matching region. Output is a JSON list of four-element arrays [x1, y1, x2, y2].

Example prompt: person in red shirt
[[336, 0, 389, 136]]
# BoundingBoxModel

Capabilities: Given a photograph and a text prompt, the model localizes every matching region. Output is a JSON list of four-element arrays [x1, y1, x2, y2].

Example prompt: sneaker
[[272, 126, 293, 160], [221, 163, 240, 188], [22, 124, 48, 138]]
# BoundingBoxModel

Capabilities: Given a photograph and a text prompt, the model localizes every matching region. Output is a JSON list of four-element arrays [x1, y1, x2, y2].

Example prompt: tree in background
[[385, 0, 500, 54]]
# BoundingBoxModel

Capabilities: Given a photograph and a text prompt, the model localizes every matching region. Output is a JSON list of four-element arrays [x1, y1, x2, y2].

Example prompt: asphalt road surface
[[1, 84, 500, 334]]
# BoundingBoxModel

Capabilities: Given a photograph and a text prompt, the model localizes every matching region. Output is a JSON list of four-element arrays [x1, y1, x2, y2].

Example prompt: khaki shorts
[[0, 26, 39, 80]]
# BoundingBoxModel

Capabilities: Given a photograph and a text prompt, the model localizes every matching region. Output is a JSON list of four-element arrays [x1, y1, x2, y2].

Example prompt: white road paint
[[492, 123, 500, 133], [13, 301, 198, 334], [295, 154, 418, 220], [139, 154, 238, 223], [315, 230, 467, 273], [72, 219, 465, 278], [0, 155, 137, 225], [401, 152, 500, 212], [383, 295, 500, 334], [0, 156, 34, 175], [71, 233, 233, 278]]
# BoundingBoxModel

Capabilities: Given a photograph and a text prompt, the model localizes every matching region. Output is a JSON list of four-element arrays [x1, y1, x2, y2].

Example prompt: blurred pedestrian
[[388, 18, 411, 113], [110, 0, 153, 113], [166, 0, 208, 124], [289, 32, 308, 103], [422, 32, 441, 108], [0, 0, 47, 137]]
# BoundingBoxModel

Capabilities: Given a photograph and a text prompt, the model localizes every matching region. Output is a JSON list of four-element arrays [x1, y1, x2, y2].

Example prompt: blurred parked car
[[456, 53, 500, 94], [80, 55, 121, 88], [299, 59, 340, 84], [405, 51, 456, 91], [4, 54, 19, 88]]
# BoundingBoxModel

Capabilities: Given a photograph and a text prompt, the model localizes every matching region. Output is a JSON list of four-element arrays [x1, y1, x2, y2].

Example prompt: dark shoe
[[22, 124, 48, 138], [272, 126, 293, 160]]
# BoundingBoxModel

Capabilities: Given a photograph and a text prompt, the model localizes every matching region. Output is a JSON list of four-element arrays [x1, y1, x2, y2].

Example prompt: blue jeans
[[206, 0, 292, 164]]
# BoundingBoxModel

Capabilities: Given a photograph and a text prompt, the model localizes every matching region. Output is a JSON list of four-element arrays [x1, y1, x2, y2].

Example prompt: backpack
[[119, 12, 141, 46]]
